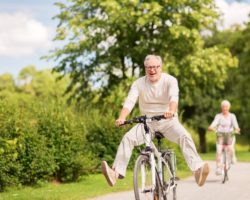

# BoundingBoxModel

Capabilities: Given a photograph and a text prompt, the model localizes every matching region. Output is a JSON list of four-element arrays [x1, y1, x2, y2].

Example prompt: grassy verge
[[200, 150, 250, 162], [0, 171, 132, 200], [0, 167, 192, 200]]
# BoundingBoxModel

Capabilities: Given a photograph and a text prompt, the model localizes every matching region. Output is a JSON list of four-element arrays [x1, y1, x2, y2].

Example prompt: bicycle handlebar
[[122, 115, 166, 126]]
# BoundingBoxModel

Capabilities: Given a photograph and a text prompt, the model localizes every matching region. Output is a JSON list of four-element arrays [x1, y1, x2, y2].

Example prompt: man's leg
[[158, 118, 209, 186], [101, 124, 146, 186]]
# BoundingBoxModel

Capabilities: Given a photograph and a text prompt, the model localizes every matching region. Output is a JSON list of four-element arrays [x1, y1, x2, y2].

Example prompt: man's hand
[[164, 110, 174, 119], [115, 118, 126, 127], [165, 101, 177, 119], [116, 108, 130, 127]]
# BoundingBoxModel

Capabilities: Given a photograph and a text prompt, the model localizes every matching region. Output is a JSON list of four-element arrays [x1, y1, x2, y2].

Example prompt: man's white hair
[[144, 55, 162, 67], [221, 100, 231, 108]]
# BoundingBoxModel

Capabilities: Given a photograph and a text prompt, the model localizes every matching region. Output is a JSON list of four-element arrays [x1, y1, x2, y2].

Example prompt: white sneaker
[[232, 156, 237, 164], [215, 167, 222, 175]]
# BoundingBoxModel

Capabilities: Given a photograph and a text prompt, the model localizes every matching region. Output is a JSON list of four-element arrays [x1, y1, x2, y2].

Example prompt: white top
[[209, 113, 239, 133], [123, 73, 179, 116]]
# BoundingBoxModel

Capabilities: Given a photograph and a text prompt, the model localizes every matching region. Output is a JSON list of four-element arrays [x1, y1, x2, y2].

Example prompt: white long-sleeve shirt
[[209, 113, 239, 133], [123, 73, 179, 116]]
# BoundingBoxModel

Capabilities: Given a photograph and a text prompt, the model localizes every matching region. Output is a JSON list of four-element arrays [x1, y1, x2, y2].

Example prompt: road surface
[[89, 161, 250, 200]]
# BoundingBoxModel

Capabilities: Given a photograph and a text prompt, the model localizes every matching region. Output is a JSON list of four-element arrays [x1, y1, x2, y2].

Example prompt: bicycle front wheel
[[222, 150, 229, 184], [134, 155, 159, 200], [162, 151, 177, 200]]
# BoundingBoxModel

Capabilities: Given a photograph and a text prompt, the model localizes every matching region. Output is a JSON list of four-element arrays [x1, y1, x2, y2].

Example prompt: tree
[[177, 47, 237, 152], [0, 74, 16, 99], [48, 0, 237, 152], [205, 23, 250, 142], [17, 65, 70, 98], [49, 0, 218, 96]]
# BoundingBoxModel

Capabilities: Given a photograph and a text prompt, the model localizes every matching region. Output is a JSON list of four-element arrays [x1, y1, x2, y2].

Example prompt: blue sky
[[0, 0, 62, 77], [0, 0, 250, 77]]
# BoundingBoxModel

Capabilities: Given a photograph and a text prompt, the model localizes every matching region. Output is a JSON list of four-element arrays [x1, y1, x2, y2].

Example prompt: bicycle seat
[[155, 131, 164, 140]]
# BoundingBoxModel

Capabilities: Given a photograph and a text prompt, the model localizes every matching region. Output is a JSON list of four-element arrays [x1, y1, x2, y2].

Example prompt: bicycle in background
[[219, 132, 234, 184], [123, 115, 177, 200]]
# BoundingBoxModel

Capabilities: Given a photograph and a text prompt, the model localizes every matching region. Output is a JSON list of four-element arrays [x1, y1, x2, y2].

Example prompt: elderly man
[[102, 54, 209, 187]]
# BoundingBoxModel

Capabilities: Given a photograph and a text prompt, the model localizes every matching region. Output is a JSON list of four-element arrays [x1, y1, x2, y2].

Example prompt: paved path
[[89, 161, 250, 200]]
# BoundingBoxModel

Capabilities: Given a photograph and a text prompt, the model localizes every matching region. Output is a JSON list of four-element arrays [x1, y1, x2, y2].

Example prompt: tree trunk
[[198, 127, 207, 153]]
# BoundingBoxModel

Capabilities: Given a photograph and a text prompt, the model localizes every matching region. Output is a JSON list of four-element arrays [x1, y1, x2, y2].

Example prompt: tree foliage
[[205, 23, 250, 141], [49, 0, 219, 98]]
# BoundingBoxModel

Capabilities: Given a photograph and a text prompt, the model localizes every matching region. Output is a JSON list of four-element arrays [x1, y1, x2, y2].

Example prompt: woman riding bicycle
[[101, 54, 209, 187], [208, 100, 240, 175]]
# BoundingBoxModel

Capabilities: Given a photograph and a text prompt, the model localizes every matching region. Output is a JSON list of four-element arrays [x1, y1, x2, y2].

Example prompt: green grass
[[236, 151, 250, 162], [201, 150, 250, 162], [0, 171, 133, 200], [0, 167, 192, 200]]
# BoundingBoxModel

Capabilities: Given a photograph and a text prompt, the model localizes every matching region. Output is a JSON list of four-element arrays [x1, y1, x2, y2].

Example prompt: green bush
[[0, 97, 94, 191], [85, 109, 127, 169], [35, 99, 94, 182], [0, 100, 22, 191], [17, 132, 56, 185]]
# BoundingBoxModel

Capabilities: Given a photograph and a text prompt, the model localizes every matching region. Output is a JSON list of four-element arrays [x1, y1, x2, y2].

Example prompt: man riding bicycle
[[208, 100, 240, 175], [101, 54, 209, 187]]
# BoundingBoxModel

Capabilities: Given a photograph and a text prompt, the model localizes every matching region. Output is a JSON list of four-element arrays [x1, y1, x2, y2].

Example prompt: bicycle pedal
[[143, 189, 153, 193]]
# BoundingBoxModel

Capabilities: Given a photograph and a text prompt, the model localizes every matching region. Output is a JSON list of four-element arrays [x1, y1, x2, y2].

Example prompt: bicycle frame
[[149, 140, 176, 192]]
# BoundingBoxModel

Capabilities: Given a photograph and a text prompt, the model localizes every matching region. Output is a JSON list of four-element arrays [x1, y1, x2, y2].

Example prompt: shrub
[[35, 99, 94, 182], [0, 100, 22, 191], [0, 97, 95, 191]]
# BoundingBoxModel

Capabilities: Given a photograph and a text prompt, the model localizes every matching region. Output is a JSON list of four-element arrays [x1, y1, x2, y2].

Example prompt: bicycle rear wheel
[[134, 155, 159, 200]]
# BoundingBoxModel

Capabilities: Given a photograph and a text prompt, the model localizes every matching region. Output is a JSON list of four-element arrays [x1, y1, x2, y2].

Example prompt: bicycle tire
[[222, 150, 229, 184], [162, 152, 177, 200], [134, 155, 160, 200]]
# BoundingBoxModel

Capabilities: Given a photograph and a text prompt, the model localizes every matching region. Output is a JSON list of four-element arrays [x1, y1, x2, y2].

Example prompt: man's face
[[145, 58, 162, 83]]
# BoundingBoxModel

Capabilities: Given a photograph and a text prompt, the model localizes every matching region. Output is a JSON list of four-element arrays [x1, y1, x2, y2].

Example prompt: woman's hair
[[144, 55, 162, 67], [221, 100, 231, 108]]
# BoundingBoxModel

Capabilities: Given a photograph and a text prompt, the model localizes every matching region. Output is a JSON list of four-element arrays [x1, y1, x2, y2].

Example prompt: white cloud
[[216, 0, 250, 30], [0, 12, 53, 57]]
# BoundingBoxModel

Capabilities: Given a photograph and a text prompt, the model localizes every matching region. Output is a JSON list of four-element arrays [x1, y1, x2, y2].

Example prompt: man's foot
[[101, 161, 118, 186], [194, 162, 210, 187]]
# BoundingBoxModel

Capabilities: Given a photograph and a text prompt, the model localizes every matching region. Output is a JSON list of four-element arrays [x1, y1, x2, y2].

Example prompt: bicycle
[[122, 115, 177, 200], [219, 132, 234, 184]]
